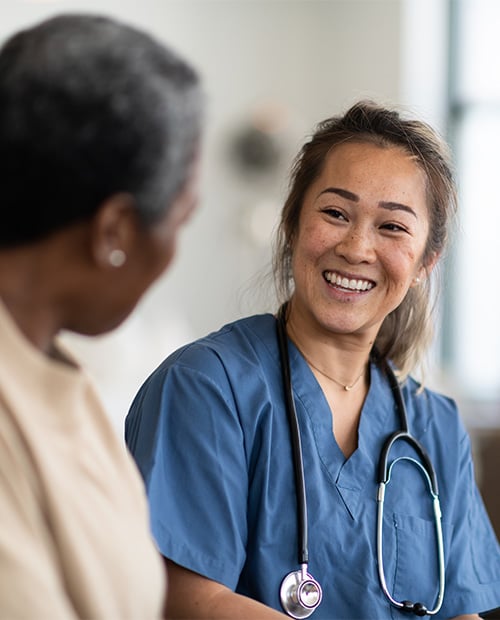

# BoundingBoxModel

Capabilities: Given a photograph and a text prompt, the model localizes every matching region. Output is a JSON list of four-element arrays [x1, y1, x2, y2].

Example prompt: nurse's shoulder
[[401, 376, 467, 442], [147, 312, 278, 383]]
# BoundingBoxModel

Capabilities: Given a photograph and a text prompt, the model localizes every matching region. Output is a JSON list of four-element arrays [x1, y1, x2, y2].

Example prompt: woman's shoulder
[[400, 374, 468, 443], [198, 312, 277, 349], [126, 313, 281, 441], [150, 313, 278, 380], [404, 374, 458, 410]]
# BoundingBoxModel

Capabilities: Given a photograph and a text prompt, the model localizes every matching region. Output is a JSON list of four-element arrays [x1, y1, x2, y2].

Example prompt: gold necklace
[[302, 354, 366, 391]]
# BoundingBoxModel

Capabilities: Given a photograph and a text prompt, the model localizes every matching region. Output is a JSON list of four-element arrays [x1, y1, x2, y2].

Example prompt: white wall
[[3, 0, 442, 433]]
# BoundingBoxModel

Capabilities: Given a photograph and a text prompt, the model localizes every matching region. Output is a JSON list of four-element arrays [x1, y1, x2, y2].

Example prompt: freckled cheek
[[384, 255, 414, 286], [298, 228, 332, 259], [389, 243, 419, 267]]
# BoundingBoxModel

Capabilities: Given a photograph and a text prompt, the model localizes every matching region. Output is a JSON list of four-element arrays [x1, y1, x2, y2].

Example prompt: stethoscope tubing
[[277, 304, 309, 565]]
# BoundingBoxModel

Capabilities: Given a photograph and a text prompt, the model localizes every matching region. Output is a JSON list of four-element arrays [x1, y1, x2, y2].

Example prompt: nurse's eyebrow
[[317, 187, 358, 201], [379, 201, 417, 218], [318, 187, 417, 218]]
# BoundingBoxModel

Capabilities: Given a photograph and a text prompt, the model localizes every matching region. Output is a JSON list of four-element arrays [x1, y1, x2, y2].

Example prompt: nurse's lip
[[323, 270, 375, 292]]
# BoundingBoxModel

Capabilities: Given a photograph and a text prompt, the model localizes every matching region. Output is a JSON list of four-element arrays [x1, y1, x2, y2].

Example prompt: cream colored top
[[0, 300, 165, 619]]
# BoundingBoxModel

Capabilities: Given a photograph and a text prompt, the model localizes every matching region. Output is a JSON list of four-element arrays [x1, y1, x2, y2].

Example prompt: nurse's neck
[[284, 306, 372, 389]]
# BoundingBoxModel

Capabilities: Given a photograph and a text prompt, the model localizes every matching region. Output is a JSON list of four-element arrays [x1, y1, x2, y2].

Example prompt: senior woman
[[0, 14, 202, 619], [126, 101, 500, 619]]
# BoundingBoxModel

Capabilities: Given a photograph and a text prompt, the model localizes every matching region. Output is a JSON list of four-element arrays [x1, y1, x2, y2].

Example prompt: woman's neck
[[285, 305, 373, 390], [0, 248, 63, 355]]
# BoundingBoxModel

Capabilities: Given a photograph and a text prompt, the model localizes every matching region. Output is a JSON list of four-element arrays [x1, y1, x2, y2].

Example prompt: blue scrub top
[[126, 314, 500, 618]]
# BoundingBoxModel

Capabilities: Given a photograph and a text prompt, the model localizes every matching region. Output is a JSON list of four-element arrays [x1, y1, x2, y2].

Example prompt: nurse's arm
[[163, 558, 287, 619], [450, 615, 481, 619]]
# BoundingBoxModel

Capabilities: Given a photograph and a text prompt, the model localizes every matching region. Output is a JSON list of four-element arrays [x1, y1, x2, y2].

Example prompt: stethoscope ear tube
[[381, 359, 439, 495], [378, 430, 439, 496], [376, 461, 445, 616], [377, 361, 445, 616]]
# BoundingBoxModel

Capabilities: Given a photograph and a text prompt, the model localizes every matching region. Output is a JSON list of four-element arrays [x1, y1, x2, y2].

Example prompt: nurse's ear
[[411, 251, 440, 288]]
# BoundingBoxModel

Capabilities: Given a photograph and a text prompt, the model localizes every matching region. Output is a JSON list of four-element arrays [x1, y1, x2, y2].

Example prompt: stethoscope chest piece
[[280, 567, 323, 619]]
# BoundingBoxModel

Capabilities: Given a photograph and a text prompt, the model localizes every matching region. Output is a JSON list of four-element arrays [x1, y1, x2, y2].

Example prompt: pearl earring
[[109, 249, 126, 268], [414, 276, 421, 285]]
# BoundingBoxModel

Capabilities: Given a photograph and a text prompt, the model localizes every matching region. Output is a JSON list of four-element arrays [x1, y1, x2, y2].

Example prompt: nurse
[[126, 101, 500, 619]]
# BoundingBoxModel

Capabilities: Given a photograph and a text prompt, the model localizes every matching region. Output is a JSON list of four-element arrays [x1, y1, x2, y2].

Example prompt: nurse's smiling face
[[289, 141, 434, 342]]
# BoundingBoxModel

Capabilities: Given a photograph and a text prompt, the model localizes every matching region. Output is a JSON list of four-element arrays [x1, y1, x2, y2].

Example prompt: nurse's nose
[[334, 228, 376, 264]]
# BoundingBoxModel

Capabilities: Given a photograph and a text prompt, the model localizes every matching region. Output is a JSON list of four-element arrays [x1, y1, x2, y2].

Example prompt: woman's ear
[[89, 193, 137, 269], [411, 251, 440, 287], [423, 251, 440, 277]]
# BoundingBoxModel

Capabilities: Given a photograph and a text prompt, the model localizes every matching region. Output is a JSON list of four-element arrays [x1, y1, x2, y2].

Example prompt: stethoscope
[[276, 305, 445, 619]]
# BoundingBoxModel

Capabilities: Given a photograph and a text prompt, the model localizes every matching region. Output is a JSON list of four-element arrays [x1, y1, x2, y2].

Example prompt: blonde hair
[[273, 100, 457, 379]]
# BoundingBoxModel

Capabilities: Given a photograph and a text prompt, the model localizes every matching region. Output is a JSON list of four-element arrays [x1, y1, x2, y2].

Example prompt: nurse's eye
[[380, 222, 409, 233], [321, 207, 347, 221]]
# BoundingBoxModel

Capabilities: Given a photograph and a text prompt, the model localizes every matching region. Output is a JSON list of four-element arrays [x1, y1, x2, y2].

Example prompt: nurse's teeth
[[324, 271, 373, 291]]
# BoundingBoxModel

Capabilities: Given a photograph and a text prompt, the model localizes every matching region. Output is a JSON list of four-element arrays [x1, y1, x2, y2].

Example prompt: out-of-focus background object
[[2, 1, 499, 585], [446, 6, 500, 606]]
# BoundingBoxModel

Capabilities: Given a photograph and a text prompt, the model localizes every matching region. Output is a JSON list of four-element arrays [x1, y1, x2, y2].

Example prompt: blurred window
[[447, 0, 500, 401]]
